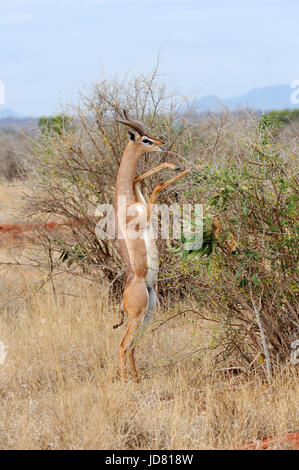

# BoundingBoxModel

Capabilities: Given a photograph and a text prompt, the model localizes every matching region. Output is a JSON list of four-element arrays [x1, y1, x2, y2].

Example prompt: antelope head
[[116, 110, 165, 153]]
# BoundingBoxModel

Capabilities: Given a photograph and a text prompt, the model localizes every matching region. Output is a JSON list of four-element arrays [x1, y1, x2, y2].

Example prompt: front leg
[[145, 169, 191, 221], [133, 162, 180, 185], [134, 162, 181, 206], [147, 169, 191, 206], [146, 164, 204, 207]]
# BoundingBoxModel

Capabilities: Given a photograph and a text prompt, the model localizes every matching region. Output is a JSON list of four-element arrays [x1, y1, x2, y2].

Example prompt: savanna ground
[[0, 181, 297, 450]]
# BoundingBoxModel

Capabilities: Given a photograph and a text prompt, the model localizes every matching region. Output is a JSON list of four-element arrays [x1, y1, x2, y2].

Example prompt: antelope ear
[[128, 131, 136, 141]]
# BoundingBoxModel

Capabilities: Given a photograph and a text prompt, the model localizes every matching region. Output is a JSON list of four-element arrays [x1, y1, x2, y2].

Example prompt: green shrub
[[38, 114, 73, 135], [263, 108, 299, 127], [176, 114, 298, 373]]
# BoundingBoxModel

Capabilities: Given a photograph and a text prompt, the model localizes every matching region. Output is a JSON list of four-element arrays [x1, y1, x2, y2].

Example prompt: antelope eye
[[142, 138, 153, 145]]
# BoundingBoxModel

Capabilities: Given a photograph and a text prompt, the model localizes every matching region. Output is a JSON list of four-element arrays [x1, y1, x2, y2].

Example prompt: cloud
[[0, 13, 33, 25]]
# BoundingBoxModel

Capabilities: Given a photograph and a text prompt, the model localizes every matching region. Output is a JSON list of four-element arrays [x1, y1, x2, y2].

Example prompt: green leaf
[[251, 273, 260, 287]]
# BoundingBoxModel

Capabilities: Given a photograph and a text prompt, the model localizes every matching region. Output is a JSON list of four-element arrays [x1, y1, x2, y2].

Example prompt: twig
[[249, 283, 272, 381]]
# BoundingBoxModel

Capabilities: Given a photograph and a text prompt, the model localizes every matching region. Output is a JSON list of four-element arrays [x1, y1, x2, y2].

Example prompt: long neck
[[114, 141, 143, 206]]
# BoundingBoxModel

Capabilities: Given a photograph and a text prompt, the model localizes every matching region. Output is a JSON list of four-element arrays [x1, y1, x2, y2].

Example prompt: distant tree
[[38, 114, 72, 135], [263, 108, 299, 126]]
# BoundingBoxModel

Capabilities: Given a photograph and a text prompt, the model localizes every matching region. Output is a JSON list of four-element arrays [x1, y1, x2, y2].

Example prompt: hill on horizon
[[195, 84, 299, 112], [0, 84, 298, 122], [0, 108, 23, 119]]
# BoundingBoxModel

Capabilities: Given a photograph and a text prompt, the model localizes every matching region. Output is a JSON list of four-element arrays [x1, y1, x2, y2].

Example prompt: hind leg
[[128, 347, 139, 383], [119, 279, 149, 382], [126, 287, 157, 382], [119, 319, 140, 382]]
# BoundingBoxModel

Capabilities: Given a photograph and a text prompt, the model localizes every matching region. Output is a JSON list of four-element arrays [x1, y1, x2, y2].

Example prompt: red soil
[[247, 431, 299, 450], [0, 221, 74, 247]]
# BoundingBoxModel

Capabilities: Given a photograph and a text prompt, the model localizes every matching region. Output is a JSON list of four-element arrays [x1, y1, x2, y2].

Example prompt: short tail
[[113, 304, 125, 329]]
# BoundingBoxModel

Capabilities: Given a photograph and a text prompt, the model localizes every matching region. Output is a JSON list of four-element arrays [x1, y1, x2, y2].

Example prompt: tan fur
[[114, 133, 189, 382]]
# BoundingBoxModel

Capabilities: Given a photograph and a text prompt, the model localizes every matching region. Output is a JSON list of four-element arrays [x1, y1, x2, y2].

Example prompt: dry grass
[[0, 259, 297, 450]]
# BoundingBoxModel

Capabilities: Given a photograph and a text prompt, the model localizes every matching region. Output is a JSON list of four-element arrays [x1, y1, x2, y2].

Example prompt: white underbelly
[[143, 224, 159, 286]]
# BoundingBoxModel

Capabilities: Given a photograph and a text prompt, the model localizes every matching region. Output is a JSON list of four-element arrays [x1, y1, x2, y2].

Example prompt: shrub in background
[[178, 113, 298, 375]]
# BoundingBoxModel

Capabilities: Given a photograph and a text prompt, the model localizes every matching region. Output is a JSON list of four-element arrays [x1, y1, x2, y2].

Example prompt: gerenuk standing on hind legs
[[113, 111, 190, 383]]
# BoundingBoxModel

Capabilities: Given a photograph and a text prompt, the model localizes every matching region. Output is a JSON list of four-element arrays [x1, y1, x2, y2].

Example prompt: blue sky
[[0, 0, 299, 116]]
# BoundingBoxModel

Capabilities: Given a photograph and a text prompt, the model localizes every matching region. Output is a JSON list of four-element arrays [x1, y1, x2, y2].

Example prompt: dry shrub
[[27, 66, 196, 285], [0, 132, 23, 180], [0, 128, 36, 180]]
